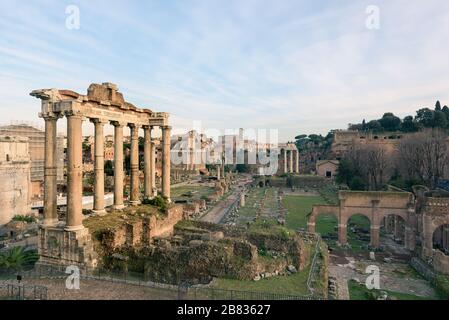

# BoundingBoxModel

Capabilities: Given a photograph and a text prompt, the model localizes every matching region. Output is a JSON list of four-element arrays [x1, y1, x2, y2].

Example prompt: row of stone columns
[[42, 112, 171, 231], [283, 149, 299, 174]]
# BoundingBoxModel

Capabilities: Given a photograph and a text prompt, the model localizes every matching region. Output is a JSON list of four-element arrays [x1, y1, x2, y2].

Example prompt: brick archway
[[308, 191, 415, 249]]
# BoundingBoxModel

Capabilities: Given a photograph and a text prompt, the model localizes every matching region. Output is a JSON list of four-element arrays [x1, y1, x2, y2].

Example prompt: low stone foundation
[[37, 225, 98, 268]]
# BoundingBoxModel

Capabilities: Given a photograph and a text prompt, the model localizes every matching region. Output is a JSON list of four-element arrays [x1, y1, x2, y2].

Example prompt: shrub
[[142, 196, 168, 211], [12, 215, 36, 223]]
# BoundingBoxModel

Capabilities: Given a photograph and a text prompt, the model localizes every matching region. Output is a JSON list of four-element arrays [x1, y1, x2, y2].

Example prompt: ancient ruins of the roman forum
[[2, 2, 449, 305]]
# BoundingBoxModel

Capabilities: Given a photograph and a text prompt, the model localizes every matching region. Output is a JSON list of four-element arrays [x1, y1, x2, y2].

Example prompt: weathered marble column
[[112, 122, 125, 209], [161, 125, 171, 201], [370, 225, 380, 248], [43, 114, 59, 226], [283, 149, 287, 173], [92, 119, 107, 214], [338, 223, 347, 245], [143, 126, 153, 199], [66, 113, 84, 231], [129, 124, 141, 205], [289, 150, 293, 173], [295, 150, 299, 173], [150, 140, 156, 197]]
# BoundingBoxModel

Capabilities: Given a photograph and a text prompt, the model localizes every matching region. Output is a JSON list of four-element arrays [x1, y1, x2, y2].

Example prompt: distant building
[[0, 123, 64, 198], [316, 160, 339, 178], [0, 136, 31, 226], [330, 130, 403, 160]]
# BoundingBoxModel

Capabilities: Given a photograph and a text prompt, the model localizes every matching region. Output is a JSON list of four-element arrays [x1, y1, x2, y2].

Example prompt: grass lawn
[[348, 280, 435, 300], [283, 195, 327, 230], [210, 266, 311, 296], [171, 185, 215, 201]]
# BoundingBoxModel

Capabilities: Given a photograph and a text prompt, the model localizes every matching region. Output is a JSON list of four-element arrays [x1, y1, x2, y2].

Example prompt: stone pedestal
[[38, 225, 97, 268]]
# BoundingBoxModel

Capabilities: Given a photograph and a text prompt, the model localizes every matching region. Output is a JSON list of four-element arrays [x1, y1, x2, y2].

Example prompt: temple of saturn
[[30, 83, 172, 267]]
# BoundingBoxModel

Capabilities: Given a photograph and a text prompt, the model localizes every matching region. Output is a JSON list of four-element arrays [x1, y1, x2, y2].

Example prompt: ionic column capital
[[128, 123, 141, 129], [161, 125, 172, 131], [63, 110, 83, 118], [42, 112, 63, 121], [90, 118, 109, 125], [111, 121, 126, 128]]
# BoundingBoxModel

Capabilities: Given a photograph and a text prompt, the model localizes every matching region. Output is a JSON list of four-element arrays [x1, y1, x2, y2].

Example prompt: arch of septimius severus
[[30, 83, 171, 267]]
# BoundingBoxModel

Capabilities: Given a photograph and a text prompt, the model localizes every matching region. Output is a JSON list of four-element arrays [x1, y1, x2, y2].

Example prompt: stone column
[[43, 114, 59, 226], [394, 216, 400, 239], [150, 140, 156, 197], [240, 193, 245, 207], [161, 125, 171, 201], [129, 124, 141, 205], [112, 122, 125, 209], [295, 150, 299, 173], [338, 223, 347, 245], [289, 150, 293, 173], [143, 126, 153, 199], [283, 149, 287, 173], [217, 164, 221, 180], [370, 225, 380, 248], [92, 119, 106, 215], [66, 113, 84, 231]]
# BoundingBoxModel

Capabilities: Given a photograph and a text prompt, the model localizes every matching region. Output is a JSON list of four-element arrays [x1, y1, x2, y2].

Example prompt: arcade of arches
[[308, 190, 449, 274]]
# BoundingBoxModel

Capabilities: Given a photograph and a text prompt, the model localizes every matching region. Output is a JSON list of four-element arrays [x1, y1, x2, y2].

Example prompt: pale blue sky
[[1, 0, 449, 141]]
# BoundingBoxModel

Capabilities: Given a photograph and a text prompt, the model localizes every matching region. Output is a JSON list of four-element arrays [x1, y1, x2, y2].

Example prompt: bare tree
[[397, 129, 448, 188]]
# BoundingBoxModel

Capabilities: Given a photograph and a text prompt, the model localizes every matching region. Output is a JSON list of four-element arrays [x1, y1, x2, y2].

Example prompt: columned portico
[[162, 125, 171, 202], [65, 113, 84, 231], [129, 124, 141, 205], [43, 114, 59, 226], [32, 83, 171, 268], [92, 119, 107, 215]]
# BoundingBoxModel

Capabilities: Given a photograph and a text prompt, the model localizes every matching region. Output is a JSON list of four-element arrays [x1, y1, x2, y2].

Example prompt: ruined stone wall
[[0, 136, 31, 226]]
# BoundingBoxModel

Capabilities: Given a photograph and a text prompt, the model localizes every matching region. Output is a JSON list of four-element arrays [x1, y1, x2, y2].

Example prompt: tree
[[401, 115, 420, 132], [379, 112, 401, 131], [416, 108, 435, 128], [366, 120, 382, 132], [436, 100, 442, 111], [349, 176, 366, 191], [433, 110, 447, 128], [397, 129, 449, 188], [104, 160, 114, 176], [0, 247, 39, 271]]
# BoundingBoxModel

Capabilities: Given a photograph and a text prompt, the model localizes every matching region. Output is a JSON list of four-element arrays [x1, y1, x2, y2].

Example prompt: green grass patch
[[171, 185, 215, 201], [282, 195, 327, 230], [348, 280, 435, 300]]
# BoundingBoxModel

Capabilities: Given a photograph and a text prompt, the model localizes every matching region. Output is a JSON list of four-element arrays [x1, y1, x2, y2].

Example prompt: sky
[[1, 0, 449, 141]]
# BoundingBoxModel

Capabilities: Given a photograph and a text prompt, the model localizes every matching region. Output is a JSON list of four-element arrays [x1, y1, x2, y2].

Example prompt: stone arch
[[381, 213, 406, 245], [432, 224, 449, 255], [346, 213, 372, 249], [307, 205, 339, 233]]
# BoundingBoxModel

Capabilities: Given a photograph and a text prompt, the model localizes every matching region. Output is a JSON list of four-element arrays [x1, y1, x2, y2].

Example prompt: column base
[[130, 200, 141, 206], [64, 224, 85, 232], [112, 204, 126, 210], [91, 209, 107, 216]]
